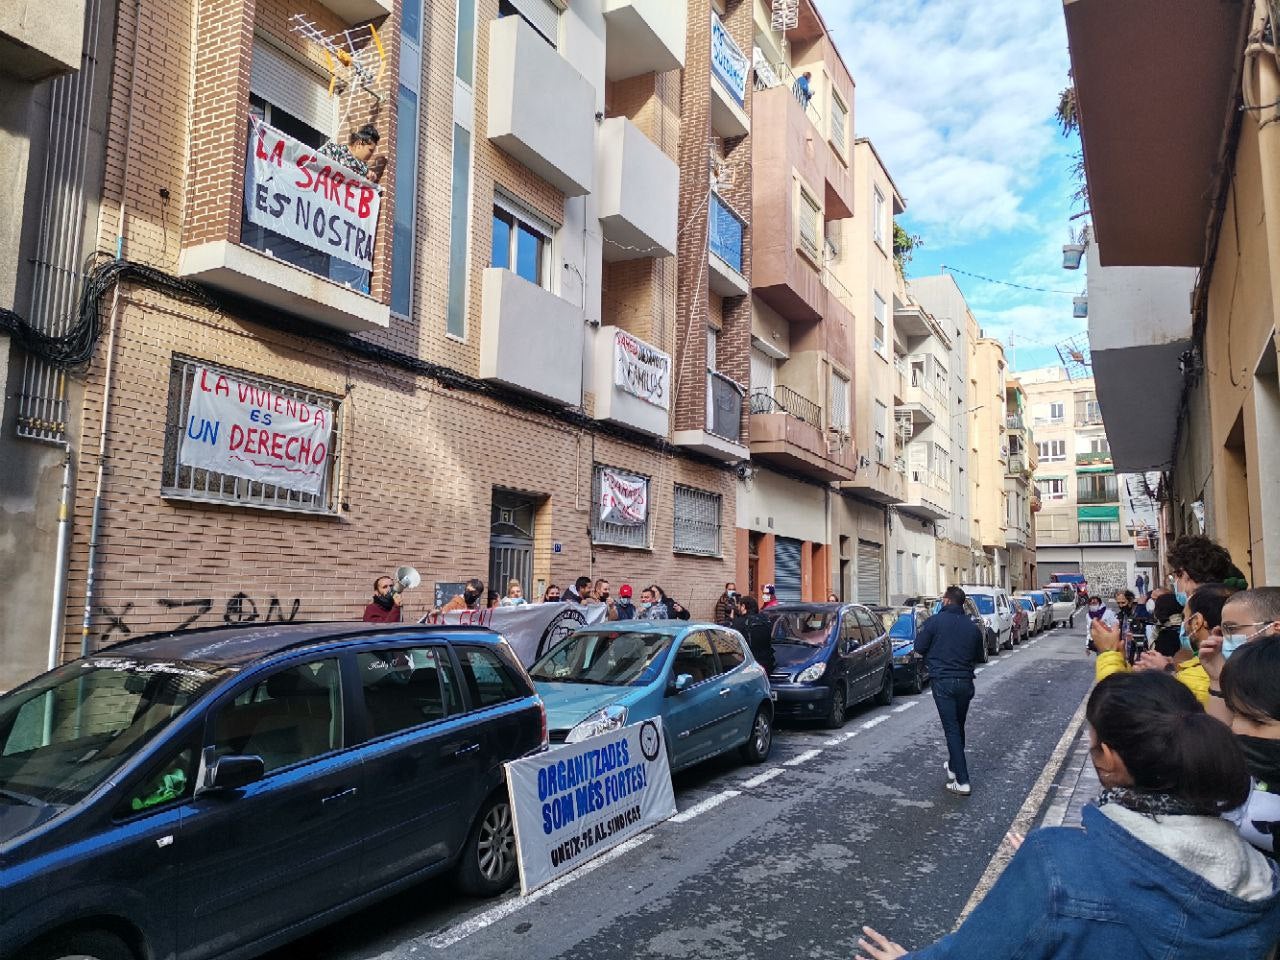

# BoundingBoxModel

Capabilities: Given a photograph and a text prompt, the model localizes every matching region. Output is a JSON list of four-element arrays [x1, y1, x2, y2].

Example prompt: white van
[[960, 585, 1015, 650], [1038, 585, 1078, 628]]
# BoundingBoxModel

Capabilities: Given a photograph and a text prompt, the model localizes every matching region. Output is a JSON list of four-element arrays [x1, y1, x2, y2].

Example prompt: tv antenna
[[1055, 331, 1092, 379], [289, 14, 387, 125]]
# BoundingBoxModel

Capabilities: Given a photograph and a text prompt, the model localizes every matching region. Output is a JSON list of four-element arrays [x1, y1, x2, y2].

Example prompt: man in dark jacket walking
[[732, 596, 775, 673], [915, 585, 984, 796]]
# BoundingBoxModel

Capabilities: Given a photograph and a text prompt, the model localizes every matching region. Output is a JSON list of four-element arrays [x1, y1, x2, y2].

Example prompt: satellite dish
[[392, 566, 421, 594]]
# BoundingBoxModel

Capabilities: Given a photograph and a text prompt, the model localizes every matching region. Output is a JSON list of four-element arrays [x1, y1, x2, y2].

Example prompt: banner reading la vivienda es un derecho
[[244, 116, 382, 269], [506, 720, 677, 894], [179, 366, 333, 496]]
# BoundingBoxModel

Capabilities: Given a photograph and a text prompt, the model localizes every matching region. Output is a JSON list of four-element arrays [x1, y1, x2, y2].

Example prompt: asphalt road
[[265, 623, 1095, 960]]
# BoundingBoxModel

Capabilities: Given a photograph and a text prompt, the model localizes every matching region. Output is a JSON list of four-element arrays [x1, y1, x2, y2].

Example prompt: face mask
[[1178, 622, 1196, 653], [1221, 634, 1249, 659], [1146, 599, 1156, 613], [463, 590, 479, 604], [1236, 736, 1280, 782], [1175, 589, 1189, 605]]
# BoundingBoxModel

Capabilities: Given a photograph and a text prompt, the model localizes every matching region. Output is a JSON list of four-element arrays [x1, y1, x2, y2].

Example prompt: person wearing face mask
[[1166, 534, 1236, 606], [637, 586, 668, 619], [362, 575, 403, 623], [1220, 634, 1280, 858], [1084, 595, 1117, 653], [854, 671, 1280, 960], [442, 577, 486, 612], [1198, 587, 1280, 727]]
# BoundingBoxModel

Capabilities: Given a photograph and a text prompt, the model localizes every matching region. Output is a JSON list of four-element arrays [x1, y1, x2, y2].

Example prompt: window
[[1036, 440, 1066, 462], [873, 294, 887, 355], [457, 646, 522, 708], [455, 0, 476, 82], [591, 465, 651, 549], [445, 124, 472, 338], [829, 370, 850, 435], [829, 91, 848, 156], [212, 659, 343, 773], [498, 0, 560, 46], [671, 633, 717, 684], [1089, 437, 1111, 455], [1037, 477, 1067, 500], [873, 188, 886, 247], [710, 631, 747, 671], [874, 401, 888, 464], [797, 182, 821, 262], [161, 358, 341, 515], [116, 744, 198, 818], [673, 485, 722, 556], [392, 8, 423, 318], [1078, 473, 1119, 503], [1049, 402, 1065, 422], [1079, 521, 1121, 543], [492, 196, 552, 288], [750, 345, 775, 397], [358, 648, 463, 736]]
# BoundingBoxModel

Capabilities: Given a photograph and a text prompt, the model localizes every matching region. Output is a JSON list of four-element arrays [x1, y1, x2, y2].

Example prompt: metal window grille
[[590, 465, 650, 549], [673, 485, 722, 557], [161, 357, 341, 515]]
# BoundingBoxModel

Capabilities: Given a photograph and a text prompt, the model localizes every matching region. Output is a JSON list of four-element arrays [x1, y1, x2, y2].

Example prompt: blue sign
[[710, 14, 748, 107], [553, 542, 563, 554]]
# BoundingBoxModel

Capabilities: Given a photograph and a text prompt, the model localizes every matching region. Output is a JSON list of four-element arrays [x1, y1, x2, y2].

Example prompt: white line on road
[[670, 789, 742, 823], [741, 767, 785, 788], [861, 715, 888, 730], [824, 729, 861, 746], [427, 833, 654, 948], [891, 701, 918, 713], [783, 748, 823, 766]]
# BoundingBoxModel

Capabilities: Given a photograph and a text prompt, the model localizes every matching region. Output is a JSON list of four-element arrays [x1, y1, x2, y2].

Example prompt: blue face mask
[[1178, 623, 1194, 653], [1221, 634, 1248, 659], [1174, 589, 1189, 606]]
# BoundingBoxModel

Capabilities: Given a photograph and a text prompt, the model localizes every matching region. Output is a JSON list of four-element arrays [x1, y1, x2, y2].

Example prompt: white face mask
[[1146, 599, 1156, 613]]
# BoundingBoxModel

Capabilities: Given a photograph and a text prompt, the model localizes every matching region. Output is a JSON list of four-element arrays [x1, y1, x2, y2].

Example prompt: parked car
[[1050, 573, 1089, 605], [1013, 596, 1040, 636], [1040, 585, 1079, 628], [929, 597, 996, 661], [959, 585, 1015, 651], [1017, 590, 1053, 633], [762, 603, 894, 728], [529, 621, 773, 772], [871, 605, 931, 694], [0, 623, 546, 960]]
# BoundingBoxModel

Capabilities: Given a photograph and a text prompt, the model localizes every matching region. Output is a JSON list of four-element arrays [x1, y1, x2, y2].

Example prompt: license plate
[[770, 690, 778, 701]]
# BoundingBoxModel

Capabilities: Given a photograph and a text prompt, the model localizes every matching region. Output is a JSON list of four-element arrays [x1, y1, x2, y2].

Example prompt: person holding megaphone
[[362, 566, 420, 623]]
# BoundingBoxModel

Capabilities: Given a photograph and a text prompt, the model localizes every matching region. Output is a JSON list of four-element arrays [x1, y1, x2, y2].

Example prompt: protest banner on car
[[505, 719, 676, 894], [423, 602, 607, 665]]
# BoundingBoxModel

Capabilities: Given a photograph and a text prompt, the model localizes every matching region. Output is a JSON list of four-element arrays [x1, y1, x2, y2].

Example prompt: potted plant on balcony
[[893, 223, 923, 278], [1072, 295, 1088, 318]]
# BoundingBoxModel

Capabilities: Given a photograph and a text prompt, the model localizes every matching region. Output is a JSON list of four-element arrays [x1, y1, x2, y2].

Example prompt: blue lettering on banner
[[536, 736, 645, 836], [710, 14, 747, 106]]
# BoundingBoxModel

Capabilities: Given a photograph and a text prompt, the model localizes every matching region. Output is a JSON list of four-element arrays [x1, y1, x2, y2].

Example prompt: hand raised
[[856, 925, 908, 960]]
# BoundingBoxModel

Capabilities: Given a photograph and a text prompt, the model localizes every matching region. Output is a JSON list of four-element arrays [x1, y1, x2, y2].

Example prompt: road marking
[[955, 691, 1091, 925], [823, 728, 861, 746], [741, 767, 785, 789], [783, 748, 823, 766], [861, 715, 888, 730], [892, 701, 917, 713], [670, 789, 741, 823], [427, 832, 654, 948]]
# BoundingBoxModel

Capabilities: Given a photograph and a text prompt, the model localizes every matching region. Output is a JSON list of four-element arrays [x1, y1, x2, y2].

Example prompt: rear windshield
[[767, 611, 837, 647], [888, 613, 915, 639], [971, 595, 995, 614], [1014, 598, 1034, 611], [0, 657, 223, 808]]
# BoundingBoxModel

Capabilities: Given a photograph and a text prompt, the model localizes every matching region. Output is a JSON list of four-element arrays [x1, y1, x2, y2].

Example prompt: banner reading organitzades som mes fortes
[[178, 366, 334, 496], [244, 116, 382, 269]]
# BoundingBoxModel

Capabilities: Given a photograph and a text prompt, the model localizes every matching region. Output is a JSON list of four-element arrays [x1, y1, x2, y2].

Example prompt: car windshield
[[1049, 588, 1074, 602], [1015, 599, 1034, 611], [971, 595, 996, 614], [888, 613, 915, 639], [767, 611, 837, 646], [0, 656, 224, 808], [529, 630, 673, 687]]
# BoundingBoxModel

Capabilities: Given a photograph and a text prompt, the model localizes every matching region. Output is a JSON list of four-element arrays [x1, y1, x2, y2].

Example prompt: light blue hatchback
[[529, 621, 774, 773]]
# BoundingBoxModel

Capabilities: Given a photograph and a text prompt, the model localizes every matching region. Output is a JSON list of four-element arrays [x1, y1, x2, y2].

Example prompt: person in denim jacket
[[856, 671, 1280, 960]]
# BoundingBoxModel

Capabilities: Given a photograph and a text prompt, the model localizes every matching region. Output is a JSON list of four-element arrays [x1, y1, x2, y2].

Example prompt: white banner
[[423, 602, 607, 665], [179, 366, 333, 496], [244, 116, 381, 269], [613, 330, 670, 410], [599, 468, 648, 526], [710, 14, 748, 107], [506, 719, 676, 894]]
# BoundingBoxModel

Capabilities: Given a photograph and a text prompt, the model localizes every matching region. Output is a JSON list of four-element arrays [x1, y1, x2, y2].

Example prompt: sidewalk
[[1036, 722, 1100, 829]]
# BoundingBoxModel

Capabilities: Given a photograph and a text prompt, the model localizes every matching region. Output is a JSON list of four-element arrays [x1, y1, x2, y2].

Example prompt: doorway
[[489, 490, 537, 602]]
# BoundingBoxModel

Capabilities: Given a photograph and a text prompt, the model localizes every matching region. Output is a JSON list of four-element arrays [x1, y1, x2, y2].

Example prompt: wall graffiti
[[97, 593, 303, 644]]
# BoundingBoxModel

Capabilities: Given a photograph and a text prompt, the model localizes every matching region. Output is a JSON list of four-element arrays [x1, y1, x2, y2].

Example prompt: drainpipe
[[47, 449, 73, 670]]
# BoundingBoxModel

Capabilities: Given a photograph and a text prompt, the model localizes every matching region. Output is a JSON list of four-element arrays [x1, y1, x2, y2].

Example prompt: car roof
[[572, 620, 723, 633], [958, 584, 1004, 593], [94, 622, 501, 668], [766, 603, 849, 612]]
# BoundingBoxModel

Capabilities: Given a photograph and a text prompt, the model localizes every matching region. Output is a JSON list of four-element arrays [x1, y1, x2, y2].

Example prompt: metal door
[[773, 537, 802, 601], [489, 491, 536, 599], [856, 540, 884, 604]]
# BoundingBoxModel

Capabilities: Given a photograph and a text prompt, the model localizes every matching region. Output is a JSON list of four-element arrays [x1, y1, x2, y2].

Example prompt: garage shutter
[[773, 537, 802, 601], [857, 540, 883, 605], [251, 39, 336, 137]]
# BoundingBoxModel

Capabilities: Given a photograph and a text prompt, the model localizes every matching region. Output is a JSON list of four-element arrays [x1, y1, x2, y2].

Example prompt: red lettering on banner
[[328, 169, 345, 203], [229, 423, 244, 451], [295, 156, 315, 189], [315, 409, 328, 430], [358, 185, 374, 219]]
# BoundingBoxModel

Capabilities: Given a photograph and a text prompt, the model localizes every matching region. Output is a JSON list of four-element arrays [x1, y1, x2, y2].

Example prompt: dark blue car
[[0, 623, 546, 960], [870, 605, 931, 694]]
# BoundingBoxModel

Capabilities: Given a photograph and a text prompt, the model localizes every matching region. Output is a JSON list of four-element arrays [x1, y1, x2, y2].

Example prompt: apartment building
[[970, 335, 1010, 586], [0, 0, 774, 686], [1063, 1, 1278, 585], [1023, 368, 1136, 595], [1005, 378, 1039, 590]]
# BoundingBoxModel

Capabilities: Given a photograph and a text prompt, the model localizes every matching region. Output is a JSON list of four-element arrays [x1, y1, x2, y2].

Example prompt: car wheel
[[908, 664, 924, 695], [978, 634, 990, 662], [23, 930, 133, 960], [456, 792, 518, 897], [873, 667, 894, 706], [824, 685, 848, 729], [740, 705, 773, 763]]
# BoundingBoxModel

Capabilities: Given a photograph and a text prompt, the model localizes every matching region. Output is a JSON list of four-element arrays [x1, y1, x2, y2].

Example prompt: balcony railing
[[1077, 487, 1119, 504], [749, 383, 823, 427], [1007, 454, 1027, 475], [1075, 405, 1104, 426], [709, 193, 745, 274], [1006, 413, 1024, 430], [751, 55, 823, 128], [707, 370, 744, 443], [1076, 452, 1113, 466]]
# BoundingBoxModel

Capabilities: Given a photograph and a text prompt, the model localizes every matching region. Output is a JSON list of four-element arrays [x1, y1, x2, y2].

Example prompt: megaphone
[[391, 566, 421, 595]]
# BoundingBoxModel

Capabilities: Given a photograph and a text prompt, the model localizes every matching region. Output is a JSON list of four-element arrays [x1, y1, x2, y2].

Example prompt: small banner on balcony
[[599, 469, 648, 526], [710, 14, 748, 106], [179, 366, 333, 496], [613, 331, 670, 410], [244, 116, 382, 270]]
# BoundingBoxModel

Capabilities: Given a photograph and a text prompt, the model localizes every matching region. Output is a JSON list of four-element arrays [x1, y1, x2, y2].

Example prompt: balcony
[[1075, 404, 1104, 427], [1076, 452, 1114, 468], [589, 327, 670, 437], [1006, 524, 1029, 548], [893, 301, 950, 347], [1006, 454, 1028, 477], [315, 0, 392, 24], [1077, 485, 1120, 505], [899, 378, 942, 426], [1006, 413, 1024, 431], [603, 0, 685, 80], [900, 470, 951, 520], [479, 268, 584, 407], [487, 16, 595, 197], [1, 0, 84, 80], [708, 193, 749, 297], [710, 14, 750, 138], [674, 370, 748, 461], [749, 385, 855, 481], [597, 118, 678, 261]]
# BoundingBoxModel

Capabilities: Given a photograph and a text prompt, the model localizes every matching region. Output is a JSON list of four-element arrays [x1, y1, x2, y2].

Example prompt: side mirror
[[667, 673, 694, 696], [198, 754, 265, 796]]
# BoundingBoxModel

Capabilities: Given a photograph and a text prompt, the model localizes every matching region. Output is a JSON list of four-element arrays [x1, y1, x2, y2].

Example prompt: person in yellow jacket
[[1089, 586, 1237, 704]]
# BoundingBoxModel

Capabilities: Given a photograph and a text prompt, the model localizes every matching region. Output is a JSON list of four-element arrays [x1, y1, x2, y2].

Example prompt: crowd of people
[[857, 533, 1280, 959]]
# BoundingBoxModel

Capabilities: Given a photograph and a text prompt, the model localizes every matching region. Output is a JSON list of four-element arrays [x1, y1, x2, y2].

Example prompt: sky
[[822, 0, 1087, 371]]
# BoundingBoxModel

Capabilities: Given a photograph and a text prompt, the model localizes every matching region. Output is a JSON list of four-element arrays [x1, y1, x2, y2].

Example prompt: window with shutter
[[797, 184, 821, 262], [829, 92, 848, 156], [250, 40, 335, 138], [829, 370, 849, 434]]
